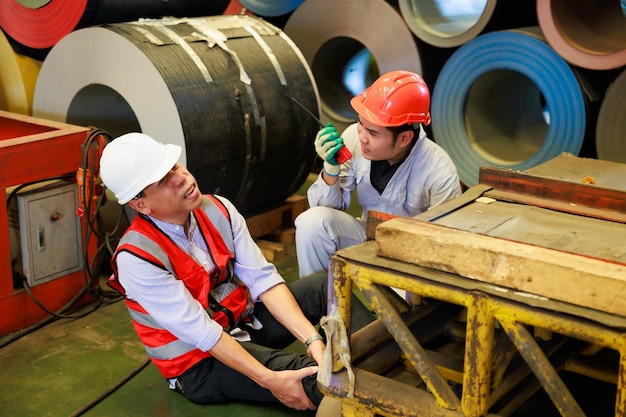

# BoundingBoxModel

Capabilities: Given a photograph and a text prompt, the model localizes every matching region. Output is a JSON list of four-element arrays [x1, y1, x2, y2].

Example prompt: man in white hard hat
[[99, 132, 373, 410]]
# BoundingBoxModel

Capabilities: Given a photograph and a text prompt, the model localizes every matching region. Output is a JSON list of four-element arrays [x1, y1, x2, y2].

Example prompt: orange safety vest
[[109, 195, 254, 379]]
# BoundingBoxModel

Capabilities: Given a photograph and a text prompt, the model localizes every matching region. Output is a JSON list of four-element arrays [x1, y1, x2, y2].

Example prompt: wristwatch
[[304, 333, 323, 349]]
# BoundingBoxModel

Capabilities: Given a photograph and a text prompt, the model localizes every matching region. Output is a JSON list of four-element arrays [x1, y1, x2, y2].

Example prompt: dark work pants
[[174, 272, 374, 407]]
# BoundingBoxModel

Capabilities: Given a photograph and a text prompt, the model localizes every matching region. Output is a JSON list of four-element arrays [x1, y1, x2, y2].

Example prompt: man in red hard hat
[[295, 70, 461, 278]]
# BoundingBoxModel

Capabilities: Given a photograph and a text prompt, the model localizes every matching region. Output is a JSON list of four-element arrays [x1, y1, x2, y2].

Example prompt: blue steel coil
[[238, 0, 304, 17], [431, 29, 586, 187]]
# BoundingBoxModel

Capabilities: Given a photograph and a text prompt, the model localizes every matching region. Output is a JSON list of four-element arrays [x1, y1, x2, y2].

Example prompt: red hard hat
[[350, 70, 431, 127]]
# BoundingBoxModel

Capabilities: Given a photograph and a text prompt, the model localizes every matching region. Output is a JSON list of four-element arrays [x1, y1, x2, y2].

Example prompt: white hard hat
[[100, 132, 182, 205]]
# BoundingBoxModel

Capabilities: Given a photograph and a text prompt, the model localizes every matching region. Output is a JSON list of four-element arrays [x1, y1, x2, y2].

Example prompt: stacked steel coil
[[1, 0, 625, 196]]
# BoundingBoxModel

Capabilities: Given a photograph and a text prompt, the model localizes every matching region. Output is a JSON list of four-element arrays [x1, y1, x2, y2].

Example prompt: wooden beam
[[365, 185, 492, 240], [375, 218, 626, 317], [255, 240, 287, 262], [479, 166, 626, 214], [483, 189, 626, 223], [245, 195, 308, 239]]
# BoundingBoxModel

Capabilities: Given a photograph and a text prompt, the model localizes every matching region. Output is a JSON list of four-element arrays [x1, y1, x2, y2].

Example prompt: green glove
[[314, 122, 343, 176]]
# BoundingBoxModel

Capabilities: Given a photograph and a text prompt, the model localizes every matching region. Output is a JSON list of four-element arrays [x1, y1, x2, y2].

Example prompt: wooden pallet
[[245, 195, 308, 261]]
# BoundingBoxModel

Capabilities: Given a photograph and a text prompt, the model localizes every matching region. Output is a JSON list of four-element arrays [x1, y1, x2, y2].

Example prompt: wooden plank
[[246, 204, 287, 238], [424, 200, 626, 263], [365, 185, 492, 240], [479, 166, 626, 214], [285, 195, 308, 222], [335, 243, 626, 329], [269, 225, 296, 243], [375, 218, 626, 317], [256, 239, 286, 262], [245, 195, 308, 239], [523, 152, 626, 190], [483, 189, 626, 224], [366, 211, 399, 240]]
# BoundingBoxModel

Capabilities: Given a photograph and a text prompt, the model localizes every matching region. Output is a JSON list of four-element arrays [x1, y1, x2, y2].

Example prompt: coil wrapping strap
[[319, 304, 355, 399]]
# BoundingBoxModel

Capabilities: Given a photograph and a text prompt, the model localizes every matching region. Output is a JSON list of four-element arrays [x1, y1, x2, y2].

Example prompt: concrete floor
[[0, 177, 320, 417]]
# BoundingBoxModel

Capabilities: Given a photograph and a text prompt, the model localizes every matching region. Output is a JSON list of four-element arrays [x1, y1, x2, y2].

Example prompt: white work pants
[[294, 206, 367, 278]]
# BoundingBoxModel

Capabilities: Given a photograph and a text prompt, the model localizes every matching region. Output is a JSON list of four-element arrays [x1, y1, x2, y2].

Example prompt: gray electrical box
[[8, 181, 84, 287]]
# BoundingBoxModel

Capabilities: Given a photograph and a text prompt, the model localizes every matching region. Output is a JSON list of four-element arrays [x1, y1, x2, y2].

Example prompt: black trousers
[[174, 272, 374, 407]]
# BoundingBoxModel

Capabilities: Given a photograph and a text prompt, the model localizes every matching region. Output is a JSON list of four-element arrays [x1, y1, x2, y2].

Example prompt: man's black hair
[[387, 124, 417, 143]]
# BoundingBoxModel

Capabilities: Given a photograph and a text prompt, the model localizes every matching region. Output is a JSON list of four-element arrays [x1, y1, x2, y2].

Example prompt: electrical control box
[[8, 180, 83, 287]]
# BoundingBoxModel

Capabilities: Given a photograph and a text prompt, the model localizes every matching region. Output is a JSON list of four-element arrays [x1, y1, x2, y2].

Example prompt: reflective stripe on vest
[[109, 194, 250, 378], [127, 307, 162, 329], [122, 229, 175, 271], [202, 196, 234, 253], [145, 339, 196, 361]]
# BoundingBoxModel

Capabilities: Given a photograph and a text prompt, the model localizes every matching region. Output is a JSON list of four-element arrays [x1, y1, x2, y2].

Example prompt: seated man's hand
[[265, 366, 318, 410]]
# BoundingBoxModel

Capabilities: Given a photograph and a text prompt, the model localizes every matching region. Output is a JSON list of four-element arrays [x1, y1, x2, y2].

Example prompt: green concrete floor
[[0, 243, 316, 417]]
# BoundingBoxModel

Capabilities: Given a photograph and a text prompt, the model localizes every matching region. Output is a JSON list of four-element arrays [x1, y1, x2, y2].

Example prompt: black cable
[[77, 128, 126, 305], [68, 357, 152, 417], [78, 128, 109, 293], [20, 277, 99, 319], [5, 174, 75, 208], [2, 127, 128, 346], [0, 315, 55, 348]]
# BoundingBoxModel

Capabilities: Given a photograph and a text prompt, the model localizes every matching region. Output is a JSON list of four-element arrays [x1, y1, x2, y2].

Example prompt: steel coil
[[33, 15, 319, 214], [537, 0, 626, 70], [0, 29, 40, 114], [284, 0, 422, 133], [596, 68, 626, 164], [431, 28, 586, 187]]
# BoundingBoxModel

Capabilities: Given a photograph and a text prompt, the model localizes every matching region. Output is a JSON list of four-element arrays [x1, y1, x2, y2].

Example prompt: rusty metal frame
[[322, 250, 626, 417]]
